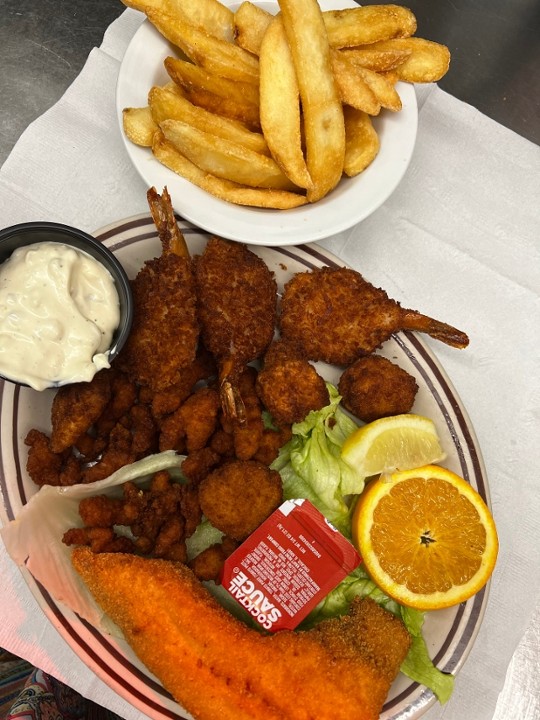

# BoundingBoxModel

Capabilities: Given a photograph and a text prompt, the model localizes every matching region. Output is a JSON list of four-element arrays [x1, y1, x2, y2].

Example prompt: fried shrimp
[[50, 370, 111, 453], [194, 237, 277, 422], [118, 187, 198, 391], [280, 266, 469, 365], [72, 549, 411, 720], [199, 460, 283, 541], [338, 355, 418, 422]]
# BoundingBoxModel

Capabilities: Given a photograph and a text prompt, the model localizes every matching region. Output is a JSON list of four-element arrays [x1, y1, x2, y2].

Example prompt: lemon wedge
[[341, 413, 446, 477]]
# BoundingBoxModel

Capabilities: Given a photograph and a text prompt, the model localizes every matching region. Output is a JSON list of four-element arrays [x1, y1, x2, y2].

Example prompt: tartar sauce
[[0, 242, 120, 390]]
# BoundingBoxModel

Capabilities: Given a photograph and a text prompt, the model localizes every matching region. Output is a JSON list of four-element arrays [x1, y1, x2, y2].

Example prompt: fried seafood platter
[[0, 193, 489, 720]]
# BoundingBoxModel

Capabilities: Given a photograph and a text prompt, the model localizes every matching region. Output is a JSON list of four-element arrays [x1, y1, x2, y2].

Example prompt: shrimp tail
[[147, 186, 190, 258], [401, 309, 469, 349]]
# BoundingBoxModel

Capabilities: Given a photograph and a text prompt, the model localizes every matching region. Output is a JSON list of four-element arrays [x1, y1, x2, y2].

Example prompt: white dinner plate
[[115, 0, 418, 246], [0, 215, 490, 720]]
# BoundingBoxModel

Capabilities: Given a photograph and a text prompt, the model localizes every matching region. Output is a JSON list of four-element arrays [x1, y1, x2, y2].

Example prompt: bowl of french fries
[[118, 0, 450, 245]]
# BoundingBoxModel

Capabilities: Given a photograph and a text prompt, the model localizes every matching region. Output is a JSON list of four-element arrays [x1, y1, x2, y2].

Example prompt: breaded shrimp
[[194, 237, 277, 422], [280, 266, 469, 365], [118, 187, 198, 391]]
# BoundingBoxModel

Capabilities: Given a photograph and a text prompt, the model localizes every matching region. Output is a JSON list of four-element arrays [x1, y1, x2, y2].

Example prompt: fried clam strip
[[117, 187, 198, 391], [279, 266, 469, 365], [72, 548, 411, 720]]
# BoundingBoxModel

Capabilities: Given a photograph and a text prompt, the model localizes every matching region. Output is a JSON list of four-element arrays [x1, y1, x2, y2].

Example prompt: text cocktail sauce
[[0, 242, 120, 390], [220, 498, 361, 632]]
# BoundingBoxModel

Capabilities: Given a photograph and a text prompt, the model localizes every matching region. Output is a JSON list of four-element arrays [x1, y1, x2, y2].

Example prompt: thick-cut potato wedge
[[339, 45, 412, 72], [122, 0, 234, 42], [146, 10, 259, 84], [160, 119, 298, 191], [183, 87, 261, 130], [153, 132, 307, 208], [259, 17, 312, 190], [234, 1, 272, 55], [360, 38, 451, 82], [165, 57, 260, 128], [382, 69, 400, 86], [149, 85, 269, 155], [232, 4, 417, 56], [279, 0, 345, 202], [122, 106, 159, 147], [164, 57, 259, 107], [343, 106, 380, 176], [331, 50, 381, 115], [354, 65, 402, 111], [324, 5, 417, 48]]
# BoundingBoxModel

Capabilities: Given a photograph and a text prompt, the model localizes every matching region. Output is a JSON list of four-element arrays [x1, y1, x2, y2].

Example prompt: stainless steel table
[[1, 1, 539, 718]]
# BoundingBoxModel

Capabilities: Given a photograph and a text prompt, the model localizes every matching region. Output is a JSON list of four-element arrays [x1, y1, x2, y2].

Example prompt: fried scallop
[[198, 459, 283, 541], [338, 355, 418, 422]]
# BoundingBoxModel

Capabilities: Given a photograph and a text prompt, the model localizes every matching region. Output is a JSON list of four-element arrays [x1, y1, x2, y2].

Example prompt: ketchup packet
[[220, 498, 361, 632]]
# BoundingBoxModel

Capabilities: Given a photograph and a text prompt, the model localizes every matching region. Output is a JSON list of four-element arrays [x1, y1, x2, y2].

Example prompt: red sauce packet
[[220, 498, 362, 632]]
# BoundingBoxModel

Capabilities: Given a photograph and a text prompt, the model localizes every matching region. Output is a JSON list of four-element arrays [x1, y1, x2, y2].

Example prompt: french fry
[[338, 45, 412, 72], [354, 65, 402, 111], [149, 85, 270, 155], [160, 119, 298, 191], [182, 87, 261, 130], [122, 0, 235, 42], [146, 10, 259, 85], [153, 131, 307, 208], [259, 17, 312, 190], [122, 106, 159, 146], [232, 4, 417, 55], [279, 0, 345, 202], [121, 1, 451, 208], [323, 5, 417, 48], [164, 57, 259, 107], [164, 57, 260, 128], [331, 51, 381, 115], [361, 38, 451, 82], [343, 107, 380, 176], [233, 1, 272, 55]]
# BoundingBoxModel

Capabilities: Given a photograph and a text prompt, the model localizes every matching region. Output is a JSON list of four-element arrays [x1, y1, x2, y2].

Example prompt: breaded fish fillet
[[72, 548, 410, 720]]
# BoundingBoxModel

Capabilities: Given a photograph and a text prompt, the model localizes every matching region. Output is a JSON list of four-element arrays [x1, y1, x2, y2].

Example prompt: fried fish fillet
[[72, 548, 411, 720]]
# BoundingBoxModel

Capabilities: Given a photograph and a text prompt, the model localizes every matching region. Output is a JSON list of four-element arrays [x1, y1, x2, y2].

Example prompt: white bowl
[[116, 0, 418, 246]]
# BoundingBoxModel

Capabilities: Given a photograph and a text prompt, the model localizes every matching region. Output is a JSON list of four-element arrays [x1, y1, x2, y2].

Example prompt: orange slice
[[352, 465, 498, 610]]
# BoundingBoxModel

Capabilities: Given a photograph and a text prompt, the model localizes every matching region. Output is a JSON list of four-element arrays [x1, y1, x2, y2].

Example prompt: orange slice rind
[[352, 464, 498, 610]]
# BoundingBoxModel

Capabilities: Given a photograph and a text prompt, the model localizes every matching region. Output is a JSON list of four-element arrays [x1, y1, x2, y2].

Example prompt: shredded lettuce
[[271, 384, 363, 537], [271, 385, 454, 704]]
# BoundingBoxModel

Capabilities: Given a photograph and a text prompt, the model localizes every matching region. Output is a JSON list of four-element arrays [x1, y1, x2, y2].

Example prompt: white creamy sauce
[[0, 241, 120, 390]]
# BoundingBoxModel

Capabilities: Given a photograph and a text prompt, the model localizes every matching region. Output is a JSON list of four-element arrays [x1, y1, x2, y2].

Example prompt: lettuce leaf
[[271, 386, 454, 704], [1, 451, 185, 634], [399, 606, 455, 704], [271, 384, 363, 537]]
